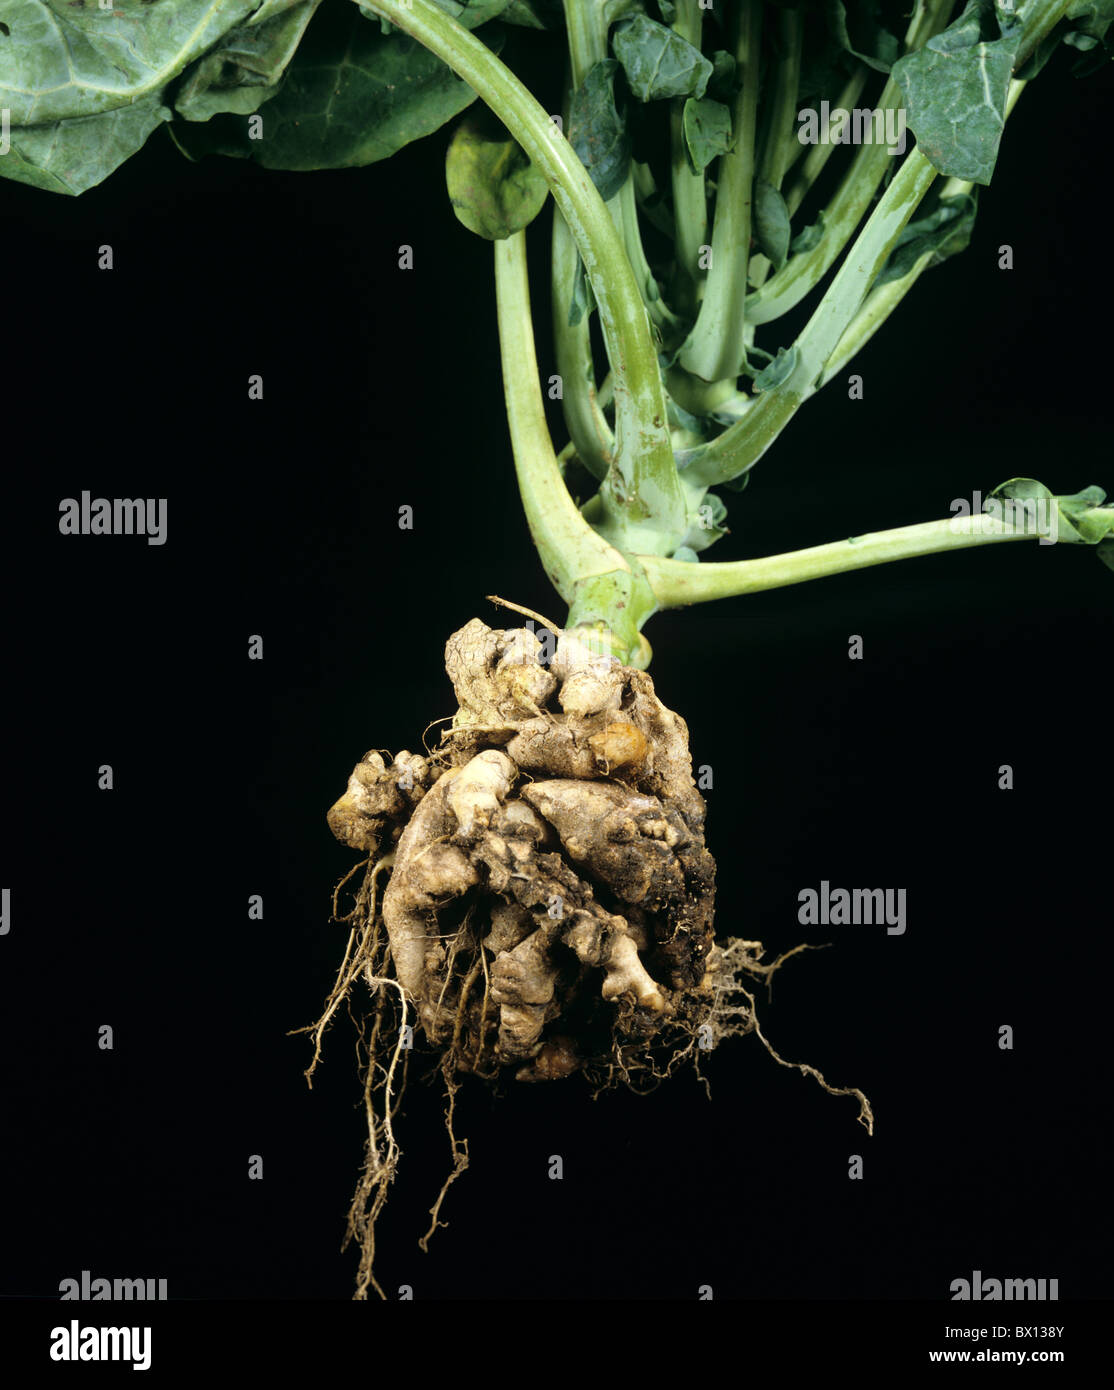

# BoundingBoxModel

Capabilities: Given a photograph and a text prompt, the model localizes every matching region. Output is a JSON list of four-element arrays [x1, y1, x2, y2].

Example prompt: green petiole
[[639, 507, 1114, 607]]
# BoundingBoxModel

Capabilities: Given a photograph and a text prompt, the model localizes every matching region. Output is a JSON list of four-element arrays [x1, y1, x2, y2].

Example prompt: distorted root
[[300, 615, 870, 1297]]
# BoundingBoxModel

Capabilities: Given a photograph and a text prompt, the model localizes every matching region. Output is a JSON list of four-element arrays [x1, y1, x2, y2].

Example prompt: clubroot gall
[[303, 610, 871, 1299], [9, 0, 1110, 1300]]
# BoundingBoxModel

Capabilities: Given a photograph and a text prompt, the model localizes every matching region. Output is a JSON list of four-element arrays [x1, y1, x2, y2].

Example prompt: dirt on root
[[294, 613, 872, 1299]]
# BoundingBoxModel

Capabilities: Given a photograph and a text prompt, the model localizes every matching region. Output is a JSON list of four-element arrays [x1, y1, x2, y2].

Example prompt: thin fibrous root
[[710, 939, 874, 1134], [291, 852, 395, 1088], [418, 1057, 469, 1254], [347, 972, 409, 1303]]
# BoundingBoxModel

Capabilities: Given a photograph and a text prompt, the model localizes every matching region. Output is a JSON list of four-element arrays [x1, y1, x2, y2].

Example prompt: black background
[[1, 20, 1111, 1312]]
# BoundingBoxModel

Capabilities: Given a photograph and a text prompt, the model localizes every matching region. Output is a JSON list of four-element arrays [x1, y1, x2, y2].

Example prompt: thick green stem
[[495, 232, 658, 669], [639, 509, 1109, 606], [687, 147, 939, 488], [366, 0, 684, 552], [494, 231, 625, 601], [677, 0, 763, 384]]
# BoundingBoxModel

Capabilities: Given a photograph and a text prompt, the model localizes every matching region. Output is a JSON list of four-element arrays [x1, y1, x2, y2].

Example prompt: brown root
[[303, 615, 872, 1297]]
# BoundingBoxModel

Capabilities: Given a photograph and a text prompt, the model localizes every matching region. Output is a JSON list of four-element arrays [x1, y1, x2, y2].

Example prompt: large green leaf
[[171, 2, 506, 170], [175, 0, 323, 121], [568, 59, 630, 202], [892, 0, 1022, 185], [0, 94, 173, 196], [611, 13, 712, 101], [445, 111, 548, 239], [0, 0, 271, 123], [0, 0, 318, 193]]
